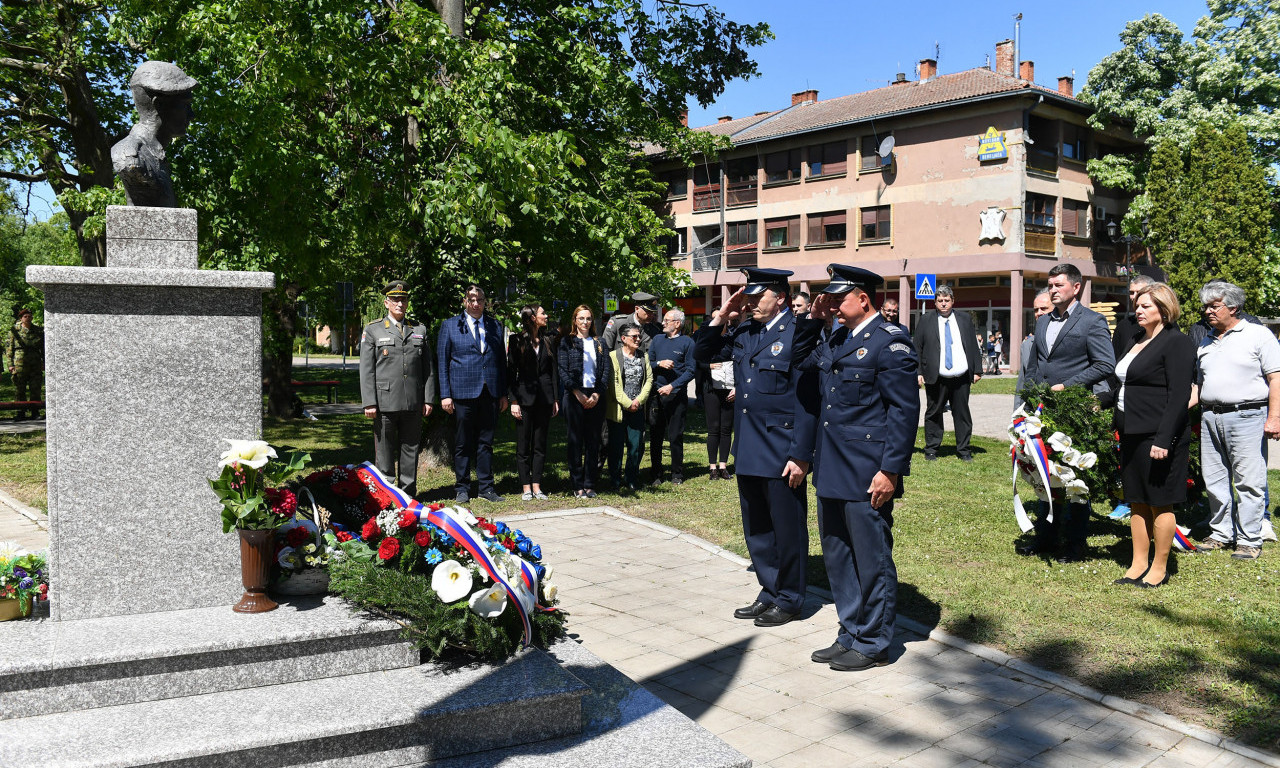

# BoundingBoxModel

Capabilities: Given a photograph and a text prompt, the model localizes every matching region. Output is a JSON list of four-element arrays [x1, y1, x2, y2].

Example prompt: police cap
[[822, 264, 883, 295], [383, 280, 410, 298], [630, 291, 659, 312], [129, 61, 198, 95], [740, 267, 793, 296]]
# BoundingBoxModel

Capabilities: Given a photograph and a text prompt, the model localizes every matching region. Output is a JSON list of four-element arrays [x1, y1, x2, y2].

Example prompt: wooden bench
[[0, 401, 45, 419], [290, 380, 340, 404]]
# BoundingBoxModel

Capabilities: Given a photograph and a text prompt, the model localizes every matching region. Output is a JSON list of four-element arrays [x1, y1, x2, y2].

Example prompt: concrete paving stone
[[893, 744, 989, 768], [612, 648, 689, 679], [852, 668, 951, 702], [568, 633, 647, 663], [810, 685, 922, 721], [700, 623, 765, 646], [664, 635, 737, 661], [956, 669, 1058, 708], [756, 665, 858, 700], [714, 682, 808, 720], [1162, 738, 1275, 768], [614, 623, 696, 650], [768, 741, 863, 768], [751, 638, 825, 666], [639, 679, 705, 716], [819, 716, 937, 762], [1084, 710, 1185, 752], [579, 612, 654, 637], [759, 702, 858, 742], [657, 663, 752, 702], [705, 650, 795, 683], [717, 720, 816, 764], [688, 703, 755, 736]]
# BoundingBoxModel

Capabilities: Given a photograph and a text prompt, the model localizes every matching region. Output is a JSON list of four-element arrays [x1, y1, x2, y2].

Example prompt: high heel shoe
[[1113, 568, 1149, 586], [1138, 572, 1170, 589]]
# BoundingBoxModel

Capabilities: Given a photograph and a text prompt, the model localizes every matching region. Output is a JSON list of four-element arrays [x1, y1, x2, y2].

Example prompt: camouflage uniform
[[8, 320, 44, 419], [359, 315, 436, 496]]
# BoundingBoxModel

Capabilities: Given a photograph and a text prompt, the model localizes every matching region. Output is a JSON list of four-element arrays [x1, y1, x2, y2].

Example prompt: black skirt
[[1119, 428, 1190, 507]]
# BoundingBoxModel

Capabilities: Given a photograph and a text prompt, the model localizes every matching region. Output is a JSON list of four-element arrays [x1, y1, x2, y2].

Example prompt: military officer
[[802, 264, 919, 671], [8, 308, 44, 420], [359, 281, 436, 496], [693, 268, 823, 628], [601, 291, 661, 354]]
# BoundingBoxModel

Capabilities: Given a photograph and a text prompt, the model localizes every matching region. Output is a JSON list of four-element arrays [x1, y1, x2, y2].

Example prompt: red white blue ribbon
[[1011, 407, 1055, 530]]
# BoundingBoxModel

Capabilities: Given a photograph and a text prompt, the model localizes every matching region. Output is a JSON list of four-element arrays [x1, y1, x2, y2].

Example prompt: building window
[[1061, 199, 1088, 237], [725, 220, 758, 268], [725, 157, 758, 206], [1025, 194, 1056, 231], [860, 206, 891, 242], [1027, 116, 1058, 173], [860, 135, 889, 171], [807, 211, 846, 245], [808, 141, 847, 177], [764, 217, 800, 249], [660, 228, 685, 260], [692, 164, 720, 212], [1061, 124, 1087, 162], [661, 169, 688, 199], [764, 149, 802, 183]]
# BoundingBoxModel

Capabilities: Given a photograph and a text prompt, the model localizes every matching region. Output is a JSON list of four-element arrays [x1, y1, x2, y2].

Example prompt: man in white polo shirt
[[1195, 280, 1280, 560]]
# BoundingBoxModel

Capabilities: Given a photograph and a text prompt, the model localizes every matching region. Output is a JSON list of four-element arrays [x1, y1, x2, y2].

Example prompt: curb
[[0, 486, 46, 531]]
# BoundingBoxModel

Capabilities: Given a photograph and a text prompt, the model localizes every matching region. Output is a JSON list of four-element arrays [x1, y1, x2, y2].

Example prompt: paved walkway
[[512, 508, 1276, 768]]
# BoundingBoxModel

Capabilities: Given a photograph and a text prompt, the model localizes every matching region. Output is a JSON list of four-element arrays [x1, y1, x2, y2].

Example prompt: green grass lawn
[[971, 376, 1019, 396], [2, 403, 1278, 751]]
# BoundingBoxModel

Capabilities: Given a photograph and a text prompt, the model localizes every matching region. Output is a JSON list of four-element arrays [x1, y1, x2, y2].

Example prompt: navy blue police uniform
[[693, 268, 823, 626], [801, 265, 920, 670]]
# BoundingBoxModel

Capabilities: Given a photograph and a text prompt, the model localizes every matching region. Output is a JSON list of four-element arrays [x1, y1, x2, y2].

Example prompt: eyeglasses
[[624, 334, 641, 340], [1203, 303, 1227, 314]]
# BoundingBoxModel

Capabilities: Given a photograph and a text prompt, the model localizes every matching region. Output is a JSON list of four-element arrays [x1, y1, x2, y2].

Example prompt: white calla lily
[[1060, 448, 1082, 467], [469, 585, 508, 618], [1076, 452, 1097, 469], [1021, 416, 1042, 436], [431, 559, 474, 603], [1046, 432, 1072, 452], [219, 439, 276, 469]]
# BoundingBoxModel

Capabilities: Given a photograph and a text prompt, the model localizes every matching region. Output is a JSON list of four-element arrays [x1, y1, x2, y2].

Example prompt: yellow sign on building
[[978, 127, 1008, 161]]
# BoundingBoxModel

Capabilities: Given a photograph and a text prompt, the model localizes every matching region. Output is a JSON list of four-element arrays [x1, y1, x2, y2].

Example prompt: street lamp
[[1106, 218, 1143, 277]]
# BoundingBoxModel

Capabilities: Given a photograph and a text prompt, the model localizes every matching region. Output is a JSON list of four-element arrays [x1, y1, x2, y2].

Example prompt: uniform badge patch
[[889, 342, 911, 353], [882, 324, 902, 335], [771, 341, 784, 356], [856, 347, 868, 359]]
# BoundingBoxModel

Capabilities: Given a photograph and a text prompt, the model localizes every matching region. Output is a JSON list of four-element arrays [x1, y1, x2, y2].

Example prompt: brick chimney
[[995, 39, 1014, 77], [892, 72, 908, 86], [791, 89, 818, 106], [919, 58, 937, 81], [681, 109, 688, 127], [1019, 60, 1034, 82], [717, 115, 733, 123], [1057, 76, 1074, 98]]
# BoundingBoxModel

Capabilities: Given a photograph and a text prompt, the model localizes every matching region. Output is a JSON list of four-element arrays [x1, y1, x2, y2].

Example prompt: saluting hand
[[809, 293, 836, 320]]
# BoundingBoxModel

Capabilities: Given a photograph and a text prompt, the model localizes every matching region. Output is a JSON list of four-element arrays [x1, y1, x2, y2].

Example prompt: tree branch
[[0, 169, 49, 182], [0, 107, 72, 131], [0, 39, 49, 61], [0, 57, 50, 74]]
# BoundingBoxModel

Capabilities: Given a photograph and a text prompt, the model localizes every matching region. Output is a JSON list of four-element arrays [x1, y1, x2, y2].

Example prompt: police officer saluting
[[802, 264, 919, 671], [694, 267, 823, 628], [359, 280, 436, 496]]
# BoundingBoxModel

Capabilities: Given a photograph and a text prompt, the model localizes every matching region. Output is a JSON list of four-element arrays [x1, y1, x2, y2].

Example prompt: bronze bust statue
[[111, 61, 198, 208]]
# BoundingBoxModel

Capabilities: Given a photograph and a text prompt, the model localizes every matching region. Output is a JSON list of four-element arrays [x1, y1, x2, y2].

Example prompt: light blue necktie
[[943, 317, 953, 370]]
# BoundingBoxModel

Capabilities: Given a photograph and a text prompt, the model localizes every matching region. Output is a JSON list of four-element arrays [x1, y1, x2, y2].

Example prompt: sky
[[684, 0, 1212, 129], [18, 1, 1213, 221]]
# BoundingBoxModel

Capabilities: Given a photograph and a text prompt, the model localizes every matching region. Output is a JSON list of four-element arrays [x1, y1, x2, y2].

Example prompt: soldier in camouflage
[[359, 281, 436, 496], [8, 308, 44, 420]]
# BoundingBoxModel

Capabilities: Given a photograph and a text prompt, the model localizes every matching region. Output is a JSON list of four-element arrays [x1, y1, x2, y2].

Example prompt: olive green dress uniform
[[8, 320, 45, 420], [359, 315, 436, 496]]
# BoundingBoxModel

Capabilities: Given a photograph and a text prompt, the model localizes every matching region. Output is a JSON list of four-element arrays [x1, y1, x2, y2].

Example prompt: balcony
[[693, 184, 721, 213], [1025, 230, 1056, 255], [726, 180, 758, 207], [725, 244, 758, 269]]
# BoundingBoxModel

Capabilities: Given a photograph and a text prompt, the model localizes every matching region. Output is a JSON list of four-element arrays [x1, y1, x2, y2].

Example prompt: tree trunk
[[430, 0, 464, 37], [264, 283, 301, 417]]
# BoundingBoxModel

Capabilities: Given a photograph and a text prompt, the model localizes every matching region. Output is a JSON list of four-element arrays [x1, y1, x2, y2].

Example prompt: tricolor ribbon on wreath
[[355, 462, 541, 647], [1010, 405, 1054, 532], [1008, 404, 1099, 533]]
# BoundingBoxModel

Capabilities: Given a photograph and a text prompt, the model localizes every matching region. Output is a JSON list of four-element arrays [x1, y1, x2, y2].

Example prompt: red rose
[[285, 527, 310, 548], [397, 511, 417, 530], [427, 503, 443, 511], [362, 497, 382, 515], [336, 531, 353, 542], [332, 479, 363, 499], [479, 522, 497, 535], [415, 530, 432, 547], [502, 538, 517, 551], [361, 518, 381, 542], [377, 536, 401, 560]]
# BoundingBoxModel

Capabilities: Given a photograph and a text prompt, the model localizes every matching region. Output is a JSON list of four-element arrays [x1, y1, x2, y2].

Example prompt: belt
[[1204, 400, 1268, 414]]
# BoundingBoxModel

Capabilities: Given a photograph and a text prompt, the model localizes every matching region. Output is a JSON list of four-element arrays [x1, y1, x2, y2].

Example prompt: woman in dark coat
[[557, 304, 610, 498], [507, 304, 559, 500], [1108, 283, 1195, 588]]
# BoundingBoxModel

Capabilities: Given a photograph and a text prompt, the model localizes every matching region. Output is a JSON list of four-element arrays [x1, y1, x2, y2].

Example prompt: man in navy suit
[[438, 285, 509, 504], [1021, 263, 1116, 561], [913, 286, 982, 462], [693, 268, 822, 628], [802, 264, 919, 671]]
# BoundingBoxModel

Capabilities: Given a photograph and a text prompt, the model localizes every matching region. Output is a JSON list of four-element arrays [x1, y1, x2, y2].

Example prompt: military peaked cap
[[383, 280, 410, 298], [822, 264, 883, 295], [630, 291, 659, 312]]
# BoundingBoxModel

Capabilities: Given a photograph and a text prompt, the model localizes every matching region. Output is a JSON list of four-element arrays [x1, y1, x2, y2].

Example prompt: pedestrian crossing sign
[[915, 274, 936, 300]]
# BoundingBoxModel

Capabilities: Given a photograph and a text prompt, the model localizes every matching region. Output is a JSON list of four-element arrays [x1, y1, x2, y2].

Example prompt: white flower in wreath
[[469, 585, 508, 618], [219, 439, 276, 469], [453, 507, 479, 526], [541, 564, 554, 582], [1020, 415, 1042, 436], [1056, 466, 1076, 484], [276, 546, 300, 570], [1076, 452, 1098, 469], [431, 560, 473, 603], [0, 541, 25, 560], [376, 508, 401, 537], [1046, 432, 1072, 452], [1064, 478, 1089, 499], [1058, 448, 1082, 467], [542, 580, 558, 602]]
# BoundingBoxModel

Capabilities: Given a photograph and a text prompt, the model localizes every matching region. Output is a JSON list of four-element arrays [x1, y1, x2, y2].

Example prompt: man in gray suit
[[1020, 263, 1116, 562], [360, 280, 436, 496]]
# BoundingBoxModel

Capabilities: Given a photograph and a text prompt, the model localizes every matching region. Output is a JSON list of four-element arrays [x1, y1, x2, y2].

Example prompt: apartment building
[[651, 40, 1147, 371]]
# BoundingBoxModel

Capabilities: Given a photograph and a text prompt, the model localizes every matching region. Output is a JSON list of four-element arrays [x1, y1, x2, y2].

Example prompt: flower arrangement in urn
[[208, 440, 310, 613], [0, 541, 48, 621]]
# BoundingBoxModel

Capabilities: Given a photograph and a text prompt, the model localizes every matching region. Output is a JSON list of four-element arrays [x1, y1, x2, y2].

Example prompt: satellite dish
[[877, 136, 896, 159]]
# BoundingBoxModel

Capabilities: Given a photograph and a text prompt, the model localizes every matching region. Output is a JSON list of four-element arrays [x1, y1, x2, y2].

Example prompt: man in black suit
[[880, 297, 910, 333], [913, 286, 982, 462], [1021, 263, 1116, 561]]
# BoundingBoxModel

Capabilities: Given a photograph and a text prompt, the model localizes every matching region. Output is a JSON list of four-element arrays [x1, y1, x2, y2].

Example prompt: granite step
[[0, 647, 590, 768], [0, 596, 418, 720]]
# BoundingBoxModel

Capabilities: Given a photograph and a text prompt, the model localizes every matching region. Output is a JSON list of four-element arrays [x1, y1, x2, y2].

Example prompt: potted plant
[[209, 440, 309, 613], [0, 542, 48, 621]]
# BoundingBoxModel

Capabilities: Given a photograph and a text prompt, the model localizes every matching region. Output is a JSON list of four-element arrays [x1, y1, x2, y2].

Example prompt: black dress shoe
[[733, 600, 770, 620], [1056, 546, 1088, 564], [478, 490, 505, 502], [959, 454, 974, 463], [811, 641, 846, 664], [829, 648, 889, 672], [753, 606, 798, 627], [1113, 568, 1149, 586], [671, 476, 684, 485], [1016, 542, 1053, 557]]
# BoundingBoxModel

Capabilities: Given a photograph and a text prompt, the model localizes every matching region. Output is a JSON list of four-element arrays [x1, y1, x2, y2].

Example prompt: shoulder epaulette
[[880, 323, 902, 335]]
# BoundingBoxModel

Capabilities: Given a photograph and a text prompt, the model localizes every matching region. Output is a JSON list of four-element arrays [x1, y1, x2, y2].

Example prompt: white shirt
[[1114, 349, 1137, 413], [581, 338, 598, 388], [764, 308, 790, 332], [1197, 320, 1280, 405], [467, 313, 486, 352], [935, 312, 970, 378], [1044, 300, 1078, 353]]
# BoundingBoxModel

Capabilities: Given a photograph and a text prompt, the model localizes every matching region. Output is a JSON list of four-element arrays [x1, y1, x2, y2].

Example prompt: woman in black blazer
[[557, 304, 610, 498], [507, 305, 559, 500], [1108, 283, 1195, 588]]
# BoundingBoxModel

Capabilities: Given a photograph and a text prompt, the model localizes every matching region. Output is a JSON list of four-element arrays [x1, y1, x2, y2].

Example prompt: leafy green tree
[[1145, 124, 1274, 318]]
